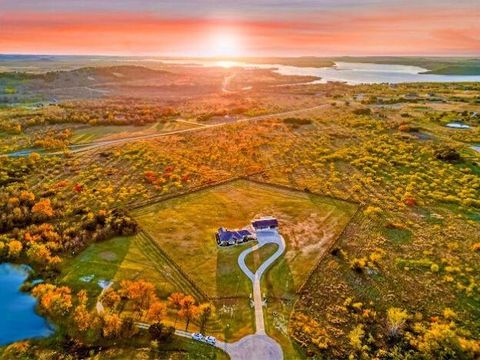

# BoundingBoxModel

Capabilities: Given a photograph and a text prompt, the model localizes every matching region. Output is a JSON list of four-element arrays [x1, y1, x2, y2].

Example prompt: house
[[216, 227, 255, 246], [251, 216, 279, 231]]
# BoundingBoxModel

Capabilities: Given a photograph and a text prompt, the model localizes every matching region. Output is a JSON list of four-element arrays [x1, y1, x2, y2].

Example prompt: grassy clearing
[[382, 226, 413, 244], [113, 232, 195, 299], [70, 121, 195, 144], [60, 235, 133, 298], [132, 179, 357, 299]]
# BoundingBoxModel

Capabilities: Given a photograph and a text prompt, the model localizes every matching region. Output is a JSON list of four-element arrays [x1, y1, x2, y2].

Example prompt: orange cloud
[[0, 8, 478, 55]]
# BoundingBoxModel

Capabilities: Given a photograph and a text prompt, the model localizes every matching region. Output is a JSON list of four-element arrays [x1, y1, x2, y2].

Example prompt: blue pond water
[[0, 263, 53, 346]]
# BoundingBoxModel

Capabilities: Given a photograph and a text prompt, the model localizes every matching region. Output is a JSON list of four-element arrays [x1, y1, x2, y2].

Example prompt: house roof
[[252, 217, 278, 229], [217, 227, 253, 242]]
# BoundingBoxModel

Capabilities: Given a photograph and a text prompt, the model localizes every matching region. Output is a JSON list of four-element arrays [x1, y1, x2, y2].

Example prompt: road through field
[[51, 103, 328, 155]]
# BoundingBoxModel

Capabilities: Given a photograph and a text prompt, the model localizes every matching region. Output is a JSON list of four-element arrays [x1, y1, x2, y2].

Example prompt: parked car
[[205, 335, 216, 346], [192, 333, 204, 342]]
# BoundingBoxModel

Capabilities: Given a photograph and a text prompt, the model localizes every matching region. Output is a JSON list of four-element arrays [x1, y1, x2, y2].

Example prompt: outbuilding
[[251, 216, 279, 231]]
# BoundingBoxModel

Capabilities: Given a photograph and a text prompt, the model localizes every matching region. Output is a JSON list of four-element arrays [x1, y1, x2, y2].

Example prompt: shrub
[[434, 147, 461, 163]]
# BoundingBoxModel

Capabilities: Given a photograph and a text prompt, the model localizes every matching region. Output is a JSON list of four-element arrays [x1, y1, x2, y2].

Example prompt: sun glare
[[209, 31, 243, 58]]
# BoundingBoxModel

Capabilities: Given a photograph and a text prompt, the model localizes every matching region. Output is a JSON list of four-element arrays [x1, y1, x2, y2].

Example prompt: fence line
[[295, 205, 363, 295], [126, 171, 265, 211], [245, 177, 360, 206], [139, 229, 210, 301]]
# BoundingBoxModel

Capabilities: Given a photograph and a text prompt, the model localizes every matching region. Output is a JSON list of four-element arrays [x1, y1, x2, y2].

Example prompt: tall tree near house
[[168, 292, 185, 327], [198, 303, 215, 334], [178, 295, 199, 332]]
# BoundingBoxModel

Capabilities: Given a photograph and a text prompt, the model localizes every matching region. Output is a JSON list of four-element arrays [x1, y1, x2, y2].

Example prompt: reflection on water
[[159, 59, 480, 84]]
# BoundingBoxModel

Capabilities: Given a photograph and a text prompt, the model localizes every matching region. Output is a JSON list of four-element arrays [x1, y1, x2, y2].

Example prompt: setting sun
[[208, 31, 243, 57]]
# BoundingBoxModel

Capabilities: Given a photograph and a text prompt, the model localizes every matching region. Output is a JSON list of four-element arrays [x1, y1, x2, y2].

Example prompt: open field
[[131, 179, 357, 299], [70, 120, 197, 144], [60, 235, 133, 298]]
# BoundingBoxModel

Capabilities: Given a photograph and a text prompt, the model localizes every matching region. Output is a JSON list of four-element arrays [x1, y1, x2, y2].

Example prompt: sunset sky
[[1, 0, 479, 56]]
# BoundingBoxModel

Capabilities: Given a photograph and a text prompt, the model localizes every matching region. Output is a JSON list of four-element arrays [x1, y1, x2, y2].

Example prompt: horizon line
[[1, 53, 479, 59]]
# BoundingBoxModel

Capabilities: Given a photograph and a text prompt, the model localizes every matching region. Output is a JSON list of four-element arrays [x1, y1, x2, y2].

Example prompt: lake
[[158, 59, 480, 85], [0, 263, 53, 346]]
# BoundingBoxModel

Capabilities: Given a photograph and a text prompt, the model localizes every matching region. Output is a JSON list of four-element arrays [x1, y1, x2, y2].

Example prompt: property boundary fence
[[294, 205, 362, 295], [245, 177, 360, 206], [139, 229, 210, 301], [123, 174, 363, 301], [126, 171, 265, 211]]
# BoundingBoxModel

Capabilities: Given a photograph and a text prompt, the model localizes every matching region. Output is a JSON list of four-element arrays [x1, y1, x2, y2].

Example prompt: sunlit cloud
[[0, 2, 478, 56]]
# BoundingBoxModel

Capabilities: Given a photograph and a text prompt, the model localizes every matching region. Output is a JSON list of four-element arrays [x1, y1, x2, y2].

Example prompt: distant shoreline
[[1, 54, 479, 76]]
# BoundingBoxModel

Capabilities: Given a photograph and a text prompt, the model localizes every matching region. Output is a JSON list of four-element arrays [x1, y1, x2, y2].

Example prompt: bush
[[149, 322, 174, 342], [283, 118, 312, 126], [434, 147, 461, 162], [352, 108, 372, 116]]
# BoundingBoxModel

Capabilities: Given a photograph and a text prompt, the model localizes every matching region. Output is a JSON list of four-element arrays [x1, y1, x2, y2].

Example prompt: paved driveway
[[139, 229, 287, 360]]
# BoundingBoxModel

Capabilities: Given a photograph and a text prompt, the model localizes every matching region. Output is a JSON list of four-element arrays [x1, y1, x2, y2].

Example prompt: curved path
[[133, 230, 286, 360], [216, 229, 286, 359], [237, 230, 285, 335]]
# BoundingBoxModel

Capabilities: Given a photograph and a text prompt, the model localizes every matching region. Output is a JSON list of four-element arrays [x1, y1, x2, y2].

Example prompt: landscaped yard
[[131, 179, 357, 299], [245, 243, 279, 274]]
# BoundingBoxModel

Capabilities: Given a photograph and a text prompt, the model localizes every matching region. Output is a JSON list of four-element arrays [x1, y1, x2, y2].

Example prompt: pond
[[158, 59, 480, 84], [0, 263, 53, 346], [7, 148, 45, 158], [445, 122, 471, 129]]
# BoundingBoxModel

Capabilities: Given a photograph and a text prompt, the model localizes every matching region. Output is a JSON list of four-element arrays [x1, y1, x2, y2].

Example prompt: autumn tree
[[178, 295, 199, 331], [32, 199, 54, 219], [19, 190, 35, 205], [197, 303, 215, 334], [32, 284, 73, 317], [102, 288, 121, 310], [73, 303, 93, 333], [102, 313, 122, 338], [168, 292, 185, 327], [120, 279, 157, 311], [146, 301, 167, 323], [7, 240, 23, 258], [73, 290, 96, 334]]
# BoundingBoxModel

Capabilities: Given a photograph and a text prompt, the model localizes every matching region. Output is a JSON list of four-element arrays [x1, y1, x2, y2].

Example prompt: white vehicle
[[192, 333, 204, 342], [204, 335, 216, 346]]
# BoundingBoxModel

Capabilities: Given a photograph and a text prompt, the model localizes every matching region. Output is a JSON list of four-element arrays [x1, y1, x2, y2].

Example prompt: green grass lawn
[[131, 179, 357, 299], [245, 243, 278, 274], [60, 235, 133, 298]]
